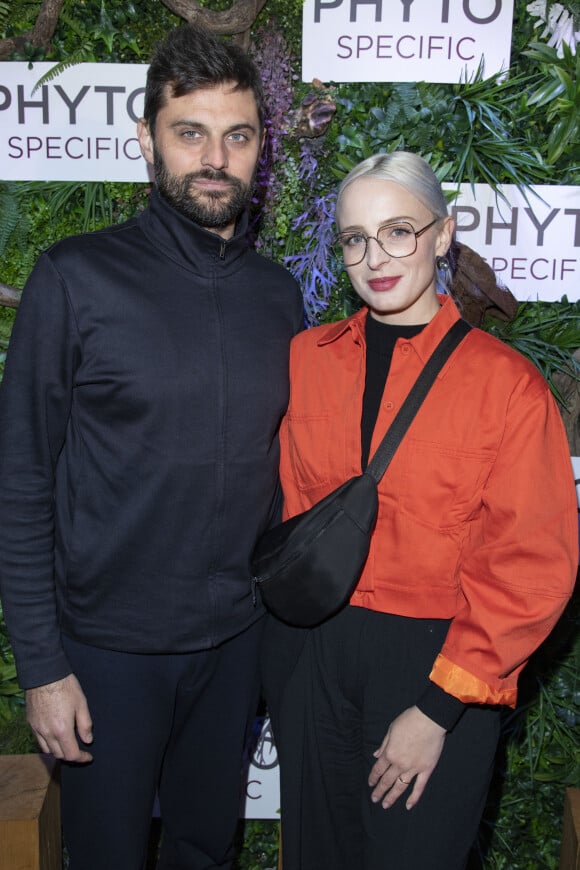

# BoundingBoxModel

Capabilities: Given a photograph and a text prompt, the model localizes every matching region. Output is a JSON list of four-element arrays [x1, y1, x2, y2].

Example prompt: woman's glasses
[[333, 218, 439, 266]]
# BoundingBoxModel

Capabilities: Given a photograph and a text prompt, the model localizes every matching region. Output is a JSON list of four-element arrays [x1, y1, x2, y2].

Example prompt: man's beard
[[153, 151, 256, 230]]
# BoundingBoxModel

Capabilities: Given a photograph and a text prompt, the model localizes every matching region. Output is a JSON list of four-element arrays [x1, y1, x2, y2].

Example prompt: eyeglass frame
[[333, 217, 440, 266]]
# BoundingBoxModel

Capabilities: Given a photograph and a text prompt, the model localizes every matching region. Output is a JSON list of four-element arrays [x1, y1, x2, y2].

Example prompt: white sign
[[572, 457, 580, 510], [449, 184, 580, 302], [0, 62, 151, 181], [302, 0, 515, 83], [242, 716, 280, 819]]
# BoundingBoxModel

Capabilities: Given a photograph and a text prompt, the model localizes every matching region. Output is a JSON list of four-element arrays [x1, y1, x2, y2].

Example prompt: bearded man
[[0, 25, 303, 870]]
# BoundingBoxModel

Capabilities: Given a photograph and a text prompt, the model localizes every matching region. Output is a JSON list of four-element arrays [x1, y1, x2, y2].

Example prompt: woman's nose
[[365, 235, 391, 268]]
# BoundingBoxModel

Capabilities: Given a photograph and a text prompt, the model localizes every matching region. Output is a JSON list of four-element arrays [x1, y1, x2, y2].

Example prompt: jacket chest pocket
[[286, 412, 348, 493], [397, 439, 494, 531]]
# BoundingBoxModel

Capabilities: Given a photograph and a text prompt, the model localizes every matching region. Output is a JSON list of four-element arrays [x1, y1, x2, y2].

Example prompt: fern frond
[[0, 2, 10, 28], [31, 48, 96, 93], [0, 191, 20, 259]]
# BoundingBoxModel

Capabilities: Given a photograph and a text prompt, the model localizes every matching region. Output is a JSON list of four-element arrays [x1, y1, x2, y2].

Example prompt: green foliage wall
[[0, 2, 579, 869]]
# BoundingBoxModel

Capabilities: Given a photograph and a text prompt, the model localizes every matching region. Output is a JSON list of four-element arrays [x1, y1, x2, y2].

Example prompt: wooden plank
[[0, 754, 61, 870], [560, 788, 580, 870]]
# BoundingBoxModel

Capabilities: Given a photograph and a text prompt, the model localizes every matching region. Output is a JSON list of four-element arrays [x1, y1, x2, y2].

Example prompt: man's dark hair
[[144, 25, 265, 137]]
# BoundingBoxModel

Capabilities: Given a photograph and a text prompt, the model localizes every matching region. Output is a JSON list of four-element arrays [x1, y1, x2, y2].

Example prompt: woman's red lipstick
[[368, 277, 401, 292]]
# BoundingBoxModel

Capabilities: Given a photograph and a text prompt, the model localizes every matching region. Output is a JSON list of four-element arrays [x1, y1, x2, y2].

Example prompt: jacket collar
[[317, 295, 464, 364], [317, 307, 366, 346], [139, 187, 250, 276]]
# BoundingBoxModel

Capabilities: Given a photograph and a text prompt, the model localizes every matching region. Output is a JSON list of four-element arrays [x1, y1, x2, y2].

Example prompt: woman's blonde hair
[[336, 151, 448, 230]]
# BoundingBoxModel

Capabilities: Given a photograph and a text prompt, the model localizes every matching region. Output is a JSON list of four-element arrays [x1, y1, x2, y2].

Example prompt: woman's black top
[[361, 311, 467, 731]]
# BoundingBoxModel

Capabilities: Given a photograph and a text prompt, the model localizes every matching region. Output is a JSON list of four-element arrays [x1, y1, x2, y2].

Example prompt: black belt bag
[[251, 318, 471, 628]]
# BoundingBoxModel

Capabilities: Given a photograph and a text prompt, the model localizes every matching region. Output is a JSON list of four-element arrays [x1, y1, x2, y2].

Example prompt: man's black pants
[[61, 620, 263, 870]]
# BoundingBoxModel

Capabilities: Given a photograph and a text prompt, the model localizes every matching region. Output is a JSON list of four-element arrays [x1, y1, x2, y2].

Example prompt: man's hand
[[368, 706, 446, 810], [26, 674, 93, 763]]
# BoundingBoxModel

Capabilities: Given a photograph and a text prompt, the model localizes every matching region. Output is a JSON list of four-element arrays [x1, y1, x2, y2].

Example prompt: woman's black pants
[[262, 606, 501, 870]]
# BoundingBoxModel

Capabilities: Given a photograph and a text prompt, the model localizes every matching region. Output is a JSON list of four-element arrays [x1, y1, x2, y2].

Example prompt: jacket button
[[401, 344, 410, 354], [385, 401, 394, 410]]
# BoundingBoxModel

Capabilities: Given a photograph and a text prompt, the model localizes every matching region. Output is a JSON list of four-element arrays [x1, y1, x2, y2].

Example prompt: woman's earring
[[436, 255, 451, 293]]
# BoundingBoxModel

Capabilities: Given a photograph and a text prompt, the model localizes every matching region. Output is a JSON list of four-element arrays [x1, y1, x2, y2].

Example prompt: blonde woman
[[262, 151, 577, 870]]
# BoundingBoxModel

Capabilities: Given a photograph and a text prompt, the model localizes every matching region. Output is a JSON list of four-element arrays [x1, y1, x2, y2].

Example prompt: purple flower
[[251, 28, 295, 218], [283, 193, 339, 324]]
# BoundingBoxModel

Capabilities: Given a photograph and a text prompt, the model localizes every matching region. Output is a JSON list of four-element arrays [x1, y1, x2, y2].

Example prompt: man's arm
[[0, 254, 79, 689], [26, 674, 93, 762]]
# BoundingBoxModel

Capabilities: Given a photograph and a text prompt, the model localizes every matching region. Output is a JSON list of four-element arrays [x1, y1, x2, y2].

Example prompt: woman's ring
[[398, 775, 411, 784]]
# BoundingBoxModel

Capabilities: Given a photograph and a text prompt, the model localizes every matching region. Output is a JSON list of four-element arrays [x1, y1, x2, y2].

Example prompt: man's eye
[[182, 130, 201, 139], [229, 132, 248, 143]]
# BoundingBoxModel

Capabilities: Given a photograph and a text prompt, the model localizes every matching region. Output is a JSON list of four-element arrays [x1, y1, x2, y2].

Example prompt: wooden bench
[[0, 754, 61, 870], [560, 788, 580, 870]]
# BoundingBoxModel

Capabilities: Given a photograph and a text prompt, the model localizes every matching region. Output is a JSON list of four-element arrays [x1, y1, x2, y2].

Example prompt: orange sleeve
[[431, 376, 578, 707]]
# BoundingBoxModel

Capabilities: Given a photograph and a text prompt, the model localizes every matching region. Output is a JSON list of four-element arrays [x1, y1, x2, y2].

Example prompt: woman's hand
[[368, 705, 446, 810]]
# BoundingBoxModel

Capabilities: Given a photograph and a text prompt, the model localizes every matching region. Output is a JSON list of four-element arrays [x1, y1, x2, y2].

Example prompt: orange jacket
[[279, 296, 578, 708]]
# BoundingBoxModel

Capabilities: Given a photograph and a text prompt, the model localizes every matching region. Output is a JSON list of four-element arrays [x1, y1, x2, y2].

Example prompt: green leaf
[[527, 77, 566, 108]]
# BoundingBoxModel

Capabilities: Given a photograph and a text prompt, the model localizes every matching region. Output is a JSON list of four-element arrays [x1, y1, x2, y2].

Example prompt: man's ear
[[137, 118, 154, 166]]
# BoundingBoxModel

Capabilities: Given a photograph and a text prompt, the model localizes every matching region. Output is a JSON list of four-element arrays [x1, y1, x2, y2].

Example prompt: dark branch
[[0, 283, 21, 309], [0, 0, 65, 60], [159, 0, 268, 47]]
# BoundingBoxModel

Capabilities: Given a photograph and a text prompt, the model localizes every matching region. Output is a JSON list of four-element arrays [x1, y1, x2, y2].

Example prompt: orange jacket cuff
[[430, 654, 518, 708]]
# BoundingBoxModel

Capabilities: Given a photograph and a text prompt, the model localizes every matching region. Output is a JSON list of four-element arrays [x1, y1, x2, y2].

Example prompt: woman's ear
[[436, 215, 456, 257], [137, 118, 154, 166]]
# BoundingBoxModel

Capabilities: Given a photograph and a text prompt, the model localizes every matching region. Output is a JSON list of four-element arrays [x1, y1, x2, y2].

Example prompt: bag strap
[[366, 318, 472, 484]]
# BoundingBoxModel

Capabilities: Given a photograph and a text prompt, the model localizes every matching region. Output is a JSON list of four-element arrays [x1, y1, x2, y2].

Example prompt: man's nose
[[201, 137, 228, 170]]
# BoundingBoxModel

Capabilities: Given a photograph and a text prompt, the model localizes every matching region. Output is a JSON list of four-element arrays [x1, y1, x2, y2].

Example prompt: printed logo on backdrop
[[450, 184, 579, 302], [302, 0, 515, 83], [0, 62, 150, 182], [243, 716, 280, 819], [1, 64, 577, 303]]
